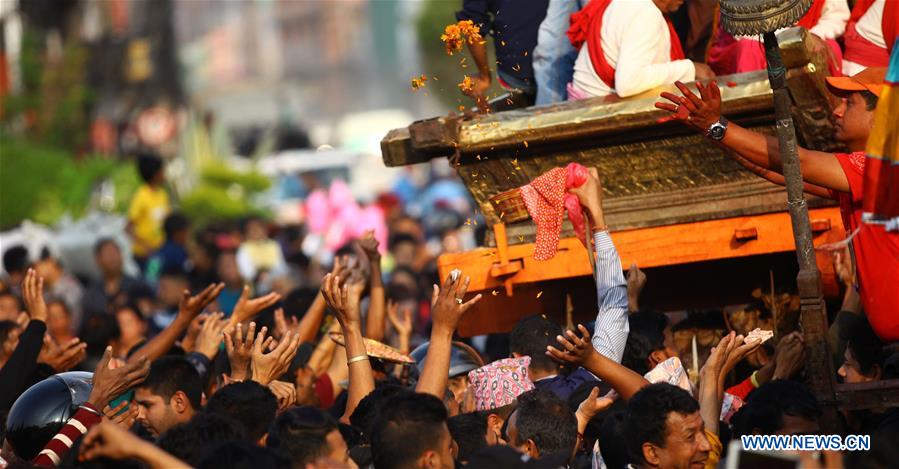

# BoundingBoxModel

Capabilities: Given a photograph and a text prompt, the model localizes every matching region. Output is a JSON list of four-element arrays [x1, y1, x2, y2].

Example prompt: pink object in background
[[304, 181, 388, 254], [468, 356, 535, 412]]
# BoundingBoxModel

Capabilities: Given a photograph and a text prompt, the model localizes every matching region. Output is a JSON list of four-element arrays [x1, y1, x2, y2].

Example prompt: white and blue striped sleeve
[[590, 230, 629, 364]]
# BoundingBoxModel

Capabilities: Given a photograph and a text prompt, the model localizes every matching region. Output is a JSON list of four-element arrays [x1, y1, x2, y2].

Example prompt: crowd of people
[[1, 0, 898, 468], [1, 158, 896, 468]]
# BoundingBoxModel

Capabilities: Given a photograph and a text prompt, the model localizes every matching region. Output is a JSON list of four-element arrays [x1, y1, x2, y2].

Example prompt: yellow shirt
[[128, 185, 169, 257]]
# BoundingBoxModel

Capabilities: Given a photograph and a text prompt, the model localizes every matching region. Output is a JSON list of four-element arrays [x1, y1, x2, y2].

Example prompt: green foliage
[[415, 0, 505, 110], [1, 30, 93, 151], [0, 134, 139, 229], [179, 163, 271, 226]]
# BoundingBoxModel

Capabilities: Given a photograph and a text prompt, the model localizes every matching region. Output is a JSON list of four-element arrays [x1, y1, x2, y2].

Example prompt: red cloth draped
[[567, 0, 685, 89], [519, 163, 589, 260], [796, 0, 826, 31]]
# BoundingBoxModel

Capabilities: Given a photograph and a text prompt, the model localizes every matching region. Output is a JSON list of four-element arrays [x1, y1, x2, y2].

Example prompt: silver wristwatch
[[707, 117, 728, 141]]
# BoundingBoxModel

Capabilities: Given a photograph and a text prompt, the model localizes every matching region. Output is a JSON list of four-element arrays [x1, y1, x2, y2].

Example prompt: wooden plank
[[834, 380, 899, 411], [439, 206, 845, 293]]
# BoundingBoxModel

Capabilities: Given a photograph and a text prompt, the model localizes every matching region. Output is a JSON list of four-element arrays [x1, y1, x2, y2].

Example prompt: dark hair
[[448, 412, 488, 464], [622, 311, 670, 375], [157, 413, 246, 466], [197, 440, 289, 469], [163, 213, 190, 240], [843, 314, 885, 376], [371, 391, 449, 469], [388, 233, 418, 251], [204, 381, 278, 442], [92, 238, 119, 256], [139, 356, 203, 410], [859, 90, 879, 111], [731, 379, 822, 437], [510, 315, 562, 372], [625, 383, 700, 465], [2, 245, 29, 274], [511, 389, 577, 458], [0, 320, 21, 347], [136, 153, 164, 184], [46, 299, 71, 316], [597, 409, 629, 469], [349, 383, 407, 441], [267, 406, 338, 467]]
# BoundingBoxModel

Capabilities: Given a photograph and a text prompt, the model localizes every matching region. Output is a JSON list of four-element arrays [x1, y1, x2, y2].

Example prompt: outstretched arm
[[128, 283, 224, 363], [416, 274, 482, 398], [548, 325, 650, 401], [568, 167, 629, 363], [656, 80, 849, 193]]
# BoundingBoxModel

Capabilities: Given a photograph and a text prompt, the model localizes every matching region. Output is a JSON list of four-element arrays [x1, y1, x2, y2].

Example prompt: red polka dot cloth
[[519, 163, 589, 260]]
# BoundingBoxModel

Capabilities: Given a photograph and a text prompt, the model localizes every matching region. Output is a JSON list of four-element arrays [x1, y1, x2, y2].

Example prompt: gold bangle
[[347, 355, 369, 366]]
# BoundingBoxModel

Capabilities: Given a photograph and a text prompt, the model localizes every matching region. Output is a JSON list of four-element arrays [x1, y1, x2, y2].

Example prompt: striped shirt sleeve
[[32, 403, 103, 467], [590, 230, 629, 364]]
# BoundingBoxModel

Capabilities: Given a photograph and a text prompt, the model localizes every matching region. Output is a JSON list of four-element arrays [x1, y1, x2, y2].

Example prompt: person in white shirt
[[567, 0, 714, 99], [708, 0, 849, 75], [843, 0, 895, 76]]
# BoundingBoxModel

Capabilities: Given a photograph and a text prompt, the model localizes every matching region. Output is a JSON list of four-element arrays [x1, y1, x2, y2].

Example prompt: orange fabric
[[567, 0, 685, 89], [796, 0, 827, 31], [519, 163, 588, 260]]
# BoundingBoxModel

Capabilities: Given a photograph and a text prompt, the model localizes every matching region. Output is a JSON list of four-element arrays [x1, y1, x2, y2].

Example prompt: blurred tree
[[415, 0, 505, 111], [0, 134, 139, 229]]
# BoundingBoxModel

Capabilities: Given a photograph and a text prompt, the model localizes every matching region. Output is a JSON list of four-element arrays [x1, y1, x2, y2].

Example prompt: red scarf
[[796, 0, 826, 31], [567, 0, 685, 89]]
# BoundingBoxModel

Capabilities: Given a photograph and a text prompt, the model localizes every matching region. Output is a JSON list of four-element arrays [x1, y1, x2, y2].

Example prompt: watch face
[[709, 124, 725, 140]]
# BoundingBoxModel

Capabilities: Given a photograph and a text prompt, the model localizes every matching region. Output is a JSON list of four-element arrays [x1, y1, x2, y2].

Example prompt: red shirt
[[833, 152, 899, 341]]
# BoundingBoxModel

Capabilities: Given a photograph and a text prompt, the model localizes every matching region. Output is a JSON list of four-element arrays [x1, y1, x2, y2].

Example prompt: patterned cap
[[468, 357, 534, 412]]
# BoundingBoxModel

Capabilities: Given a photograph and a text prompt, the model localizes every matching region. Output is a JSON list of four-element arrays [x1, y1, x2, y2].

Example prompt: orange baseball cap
[[826, 67, 887, 97]]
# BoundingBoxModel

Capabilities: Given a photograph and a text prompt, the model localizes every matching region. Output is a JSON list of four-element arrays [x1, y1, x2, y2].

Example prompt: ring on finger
[[455, 297, 464, 304]]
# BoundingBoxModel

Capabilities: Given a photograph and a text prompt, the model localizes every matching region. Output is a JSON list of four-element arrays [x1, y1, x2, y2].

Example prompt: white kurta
[[570, 0, 695, 98], [843, 0, 887, 76]]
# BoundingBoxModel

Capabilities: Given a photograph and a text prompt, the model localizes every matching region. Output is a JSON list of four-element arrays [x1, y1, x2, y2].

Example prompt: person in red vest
[[566, 0, 715, 99], [654, 67, 899, 342], [708, 0, 850, 76], [843, 0, 898, 75]]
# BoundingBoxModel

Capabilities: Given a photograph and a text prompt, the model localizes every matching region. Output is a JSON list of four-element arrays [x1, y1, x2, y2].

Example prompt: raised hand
[[627, 263, 647, 312], [268, 380, 297, 410], [180, 314, 205, 353], [547, 324, 597, 369], [273, 307, 301, 340], [431, 272, 482, 337], [79, 420, 190, 468], [320, 273, 361, 328], [250, 328, 301, 386], [89, 346, 150, 409], [178, 283, 224, 321], [566, 167, 606, 229], [358, 229, 381, 260], [655, 80, 722, 130], [223, 322, 256, 381], [231, 285, 281, 325], [387, 300, 413, 336], [22, 268, 48, 321], [194, 312, 229, 360], [832, 245, 855, 288], [38, 335, 87, 372], [575, 387, 615, 422], [773, 332, 805, 380], [103, 400, 140, 429]]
